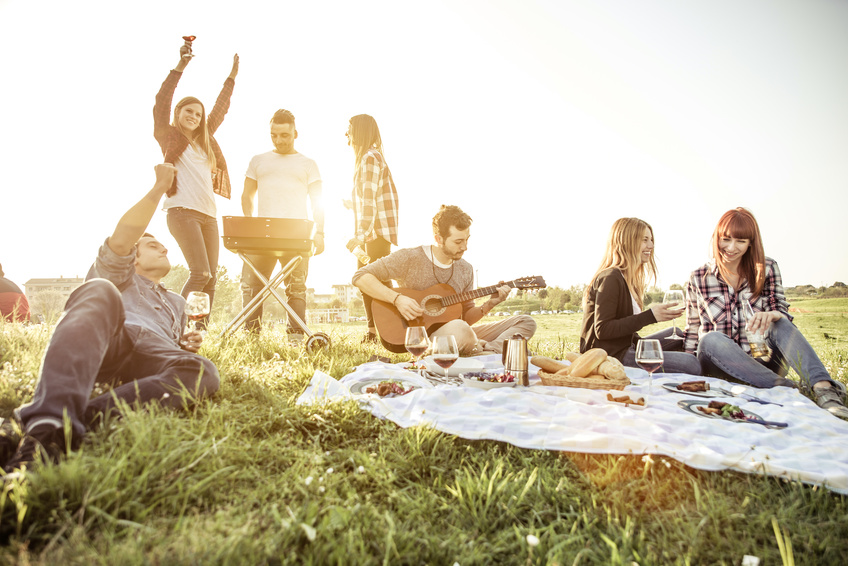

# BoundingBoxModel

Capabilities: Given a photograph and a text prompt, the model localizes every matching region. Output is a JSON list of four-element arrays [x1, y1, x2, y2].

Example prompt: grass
[[1, 308, 847, 565]]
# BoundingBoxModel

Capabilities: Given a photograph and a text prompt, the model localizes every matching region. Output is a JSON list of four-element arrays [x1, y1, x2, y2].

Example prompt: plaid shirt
[[353, 149, 399, 245], [683, 257, 792, 354]]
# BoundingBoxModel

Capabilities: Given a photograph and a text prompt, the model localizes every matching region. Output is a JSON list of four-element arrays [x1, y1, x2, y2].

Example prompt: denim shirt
[[88, 239, 186, 343]]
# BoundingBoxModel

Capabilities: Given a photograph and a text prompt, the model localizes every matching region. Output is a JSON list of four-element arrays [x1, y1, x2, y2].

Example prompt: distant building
[[25, 277, 84, 302], [332, 284, 360, 304]]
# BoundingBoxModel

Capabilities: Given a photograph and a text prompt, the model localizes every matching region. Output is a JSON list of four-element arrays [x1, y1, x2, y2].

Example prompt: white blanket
[[297, 356, 848, 494]]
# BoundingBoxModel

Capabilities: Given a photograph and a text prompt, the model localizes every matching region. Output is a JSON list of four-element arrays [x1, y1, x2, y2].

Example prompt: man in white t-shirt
[[241, 109, 324, 336]]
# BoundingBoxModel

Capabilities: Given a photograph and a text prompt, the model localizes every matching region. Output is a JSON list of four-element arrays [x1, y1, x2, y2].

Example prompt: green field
[[0, 304, 846, 565]]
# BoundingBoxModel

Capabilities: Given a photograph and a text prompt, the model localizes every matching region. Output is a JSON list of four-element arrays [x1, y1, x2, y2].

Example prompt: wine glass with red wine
[[181, 291, 210, 345], [635, 339, 663, 394], [431, 335, 459, 379], [404, 326, 430, 366]]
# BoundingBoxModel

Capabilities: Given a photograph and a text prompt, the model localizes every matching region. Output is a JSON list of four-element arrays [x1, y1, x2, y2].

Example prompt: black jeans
[[17, 279, 219, 443], [167, 207, 219, 327], [360, 237, 392, 333]]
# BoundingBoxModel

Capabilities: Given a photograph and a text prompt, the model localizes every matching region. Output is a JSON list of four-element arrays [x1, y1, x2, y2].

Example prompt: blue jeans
[[16, 280, 219, 443], [242, 253, 309, 334], [167, 207, 219, 327], [622, 327, 702, 376], [696, 317, 831, 389]]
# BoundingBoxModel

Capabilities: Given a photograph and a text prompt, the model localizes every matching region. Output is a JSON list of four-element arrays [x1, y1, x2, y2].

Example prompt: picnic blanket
[[297, 355, 848, 494]]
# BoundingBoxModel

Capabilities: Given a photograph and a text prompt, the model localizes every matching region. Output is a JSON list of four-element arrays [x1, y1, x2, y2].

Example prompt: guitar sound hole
[[422, 295, 446, 316]]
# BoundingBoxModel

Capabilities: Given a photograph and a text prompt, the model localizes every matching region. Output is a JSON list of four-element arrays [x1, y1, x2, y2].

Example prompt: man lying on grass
[[1, 163, 220, 478]]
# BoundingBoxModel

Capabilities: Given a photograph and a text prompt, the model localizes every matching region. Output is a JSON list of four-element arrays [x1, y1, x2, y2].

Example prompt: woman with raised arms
[[153, 40, 239, 328], [683, 208, 847, 418], [344, 114, 399, 344], [580, 218, 701, 374]]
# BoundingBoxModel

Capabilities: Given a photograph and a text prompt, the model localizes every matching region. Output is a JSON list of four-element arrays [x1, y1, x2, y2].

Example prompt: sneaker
[[3, 423, 66, 475], [814, 380, 848, 419], [0, 419, 22, 469]]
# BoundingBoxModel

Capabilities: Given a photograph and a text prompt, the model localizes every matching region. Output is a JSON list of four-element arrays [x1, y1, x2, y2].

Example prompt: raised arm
[[107, 164, 177, 257], [207, 54, 238, 135], [153, 44, 190, 145]]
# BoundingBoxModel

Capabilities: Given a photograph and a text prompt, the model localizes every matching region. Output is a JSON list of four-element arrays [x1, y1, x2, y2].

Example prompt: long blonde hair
[[587, 218, 657, 309], [172, 96, 216, 169], [349, 114, 383, 180]]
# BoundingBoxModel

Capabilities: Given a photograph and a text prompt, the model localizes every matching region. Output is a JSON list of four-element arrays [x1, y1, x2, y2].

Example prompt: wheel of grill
[[305, 332, 331, 352]]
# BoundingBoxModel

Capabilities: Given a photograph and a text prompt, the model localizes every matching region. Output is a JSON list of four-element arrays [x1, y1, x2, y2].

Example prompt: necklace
[[430, 246, 455, 285]]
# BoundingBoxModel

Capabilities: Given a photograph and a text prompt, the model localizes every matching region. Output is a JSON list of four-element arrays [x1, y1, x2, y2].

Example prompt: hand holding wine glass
[[662, 289, 685, 340], [404, 326, 430, 366], [635, 339, 664, 394], [181, 291, 210, 346], [431, 335, 459, 379]]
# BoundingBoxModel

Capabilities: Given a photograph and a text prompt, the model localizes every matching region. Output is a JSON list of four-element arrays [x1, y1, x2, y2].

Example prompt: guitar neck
[[441, 280, 520, 306]]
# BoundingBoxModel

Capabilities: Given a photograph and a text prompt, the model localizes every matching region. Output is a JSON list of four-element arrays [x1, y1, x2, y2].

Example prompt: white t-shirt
[[245, 151, 322, 219], [163, 144, 216, 217]]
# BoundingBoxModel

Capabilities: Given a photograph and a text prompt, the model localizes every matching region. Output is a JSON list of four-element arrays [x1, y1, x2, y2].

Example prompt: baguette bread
[[568, 348, 608, 377], [531, 356, 569, 374]]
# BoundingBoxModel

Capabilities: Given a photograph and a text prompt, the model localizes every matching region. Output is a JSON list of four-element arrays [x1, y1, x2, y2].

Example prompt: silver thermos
[[502, 334, 530, 386]]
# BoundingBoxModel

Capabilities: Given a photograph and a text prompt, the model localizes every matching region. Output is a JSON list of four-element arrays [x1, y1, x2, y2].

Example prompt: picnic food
[[364, 380, 414, 397], [531, 356, 569, 374], [463, 372, 515, 383], [677, 380, 709, 392], [698, 400, 744, 419], [607, 393, 645, 406], [566, 348, 609, 378], [597, 357, 626, 380]]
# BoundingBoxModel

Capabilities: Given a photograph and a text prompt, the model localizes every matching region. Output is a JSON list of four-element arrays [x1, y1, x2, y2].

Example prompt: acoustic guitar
[[371, 276, 546, 353]]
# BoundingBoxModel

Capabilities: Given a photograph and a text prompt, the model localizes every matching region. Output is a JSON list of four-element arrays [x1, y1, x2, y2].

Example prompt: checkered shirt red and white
[[353, 149, 399, 245], [683, 257, 792, 354]]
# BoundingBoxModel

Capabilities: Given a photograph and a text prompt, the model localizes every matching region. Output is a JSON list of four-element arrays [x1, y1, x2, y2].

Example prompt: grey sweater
[[352, 246, 475, 313]]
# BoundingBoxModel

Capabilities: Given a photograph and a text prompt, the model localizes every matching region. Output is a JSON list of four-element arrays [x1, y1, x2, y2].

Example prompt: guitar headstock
[[513, 275, 546, 290]]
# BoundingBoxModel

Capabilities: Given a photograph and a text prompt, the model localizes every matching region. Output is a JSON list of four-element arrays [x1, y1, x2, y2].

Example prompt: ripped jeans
[[167, 207, 218, 328], [696, 317, 833, 389], [241, 253, 309, 334]]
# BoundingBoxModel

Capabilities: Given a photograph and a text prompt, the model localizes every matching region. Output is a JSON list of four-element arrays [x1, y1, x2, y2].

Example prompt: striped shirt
[[683, 257, 791, 354], [353, 149, 399, 245]]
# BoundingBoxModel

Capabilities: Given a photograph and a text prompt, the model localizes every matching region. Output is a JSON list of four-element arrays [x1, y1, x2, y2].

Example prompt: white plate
[[460, 374, 517, 390], [423, 356, 485, 377], [348, 376, 422, 397], [661, 382, 726, 398]]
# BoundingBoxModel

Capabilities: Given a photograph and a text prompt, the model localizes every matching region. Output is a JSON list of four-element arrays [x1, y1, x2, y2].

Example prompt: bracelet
[[392, 293, 402, 306]]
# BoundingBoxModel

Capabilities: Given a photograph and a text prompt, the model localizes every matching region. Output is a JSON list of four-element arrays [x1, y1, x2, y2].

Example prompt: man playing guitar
[[352, 205, 536, 354]]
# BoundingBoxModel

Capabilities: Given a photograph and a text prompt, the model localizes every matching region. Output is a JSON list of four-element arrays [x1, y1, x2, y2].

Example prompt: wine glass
[[405, 326, 430, 366], [431, 335, 459, 379], [181, 291, 210, 345], [635, 339, 664, 394], [663, 289, 685, 340]]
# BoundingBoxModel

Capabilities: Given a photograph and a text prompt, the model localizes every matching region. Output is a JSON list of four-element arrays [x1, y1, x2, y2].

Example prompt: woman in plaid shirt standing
[[684, 208, 847, 419], [345, 115, 399, 344]]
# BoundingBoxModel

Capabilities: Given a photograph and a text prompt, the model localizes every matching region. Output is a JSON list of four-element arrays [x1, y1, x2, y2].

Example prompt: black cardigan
[[579, 268, 657, 360]]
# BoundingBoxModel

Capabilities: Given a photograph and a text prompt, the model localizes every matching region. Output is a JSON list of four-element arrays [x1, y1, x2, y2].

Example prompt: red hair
[[712, 208, 766, 297]]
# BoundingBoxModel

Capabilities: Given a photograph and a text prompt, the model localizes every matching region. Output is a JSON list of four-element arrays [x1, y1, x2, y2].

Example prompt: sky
[[1, 0, 847, 295]]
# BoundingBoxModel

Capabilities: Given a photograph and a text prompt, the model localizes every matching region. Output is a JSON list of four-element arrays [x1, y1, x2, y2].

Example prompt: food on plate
[[530, 356, 569, 374], [463, 372, 515, 383], [697, 400, 744, 419], [364, 380, 414, 397], [607, 393, 645, 406], [677, 380, 709, 392], [568, 348, 608, 377]]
